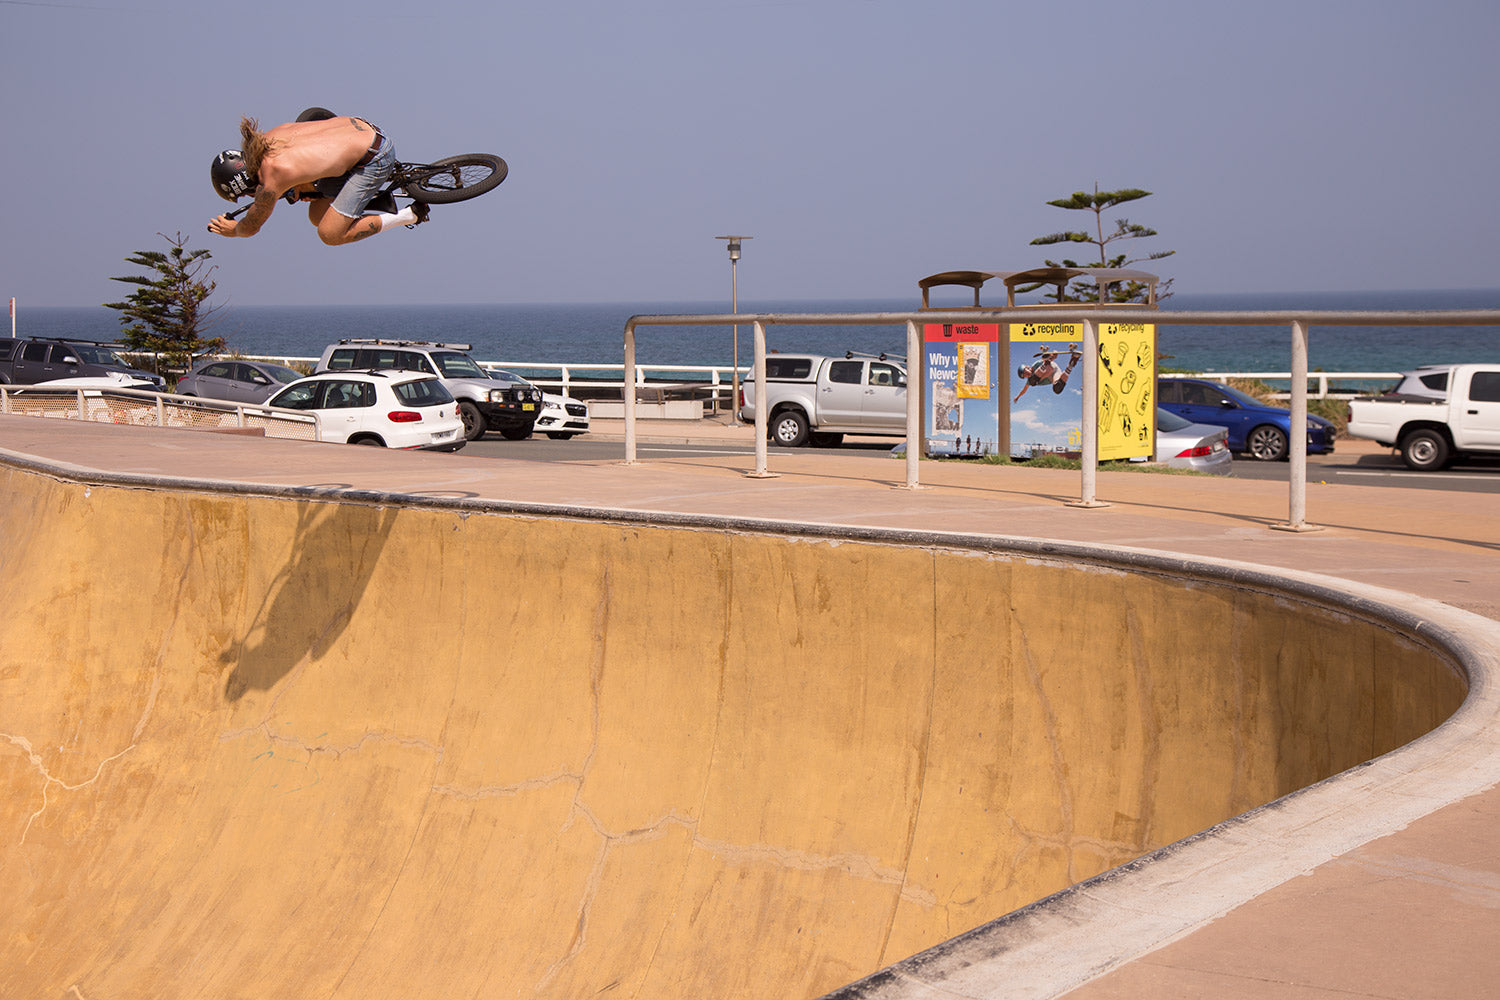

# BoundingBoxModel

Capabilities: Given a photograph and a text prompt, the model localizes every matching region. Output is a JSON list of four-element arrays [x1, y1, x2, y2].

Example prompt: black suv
[[0, 337, 165, 388]]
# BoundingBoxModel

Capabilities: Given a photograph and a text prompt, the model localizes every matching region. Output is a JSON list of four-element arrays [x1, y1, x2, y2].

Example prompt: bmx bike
[[222, 107, 507, 220]]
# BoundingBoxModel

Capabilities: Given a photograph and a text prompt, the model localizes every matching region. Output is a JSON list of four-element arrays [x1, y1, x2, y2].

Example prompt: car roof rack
[[335, 338, 473, 352], [28, 336, 123, 347], [843, 350, 906, 363]]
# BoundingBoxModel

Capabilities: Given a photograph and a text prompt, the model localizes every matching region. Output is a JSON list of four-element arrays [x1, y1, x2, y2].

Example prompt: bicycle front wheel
[[404, 154, 508, 204]]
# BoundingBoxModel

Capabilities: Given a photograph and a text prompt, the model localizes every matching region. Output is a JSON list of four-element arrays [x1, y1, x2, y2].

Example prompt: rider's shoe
[[406, 201, 430, 229]]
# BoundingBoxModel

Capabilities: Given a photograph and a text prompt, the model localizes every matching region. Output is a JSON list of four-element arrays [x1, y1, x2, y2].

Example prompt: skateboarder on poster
[[1014, 344, 1083, 402]]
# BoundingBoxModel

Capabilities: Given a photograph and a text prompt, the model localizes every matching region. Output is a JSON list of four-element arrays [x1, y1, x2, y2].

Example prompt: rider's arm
[[234, 186, 280, 236], [208, 185, 280, 238]]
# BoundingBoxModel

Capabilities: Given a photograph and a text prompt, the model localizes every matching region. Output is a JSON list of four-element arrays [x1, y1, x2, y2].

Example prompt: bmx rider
[[208, 115, 427, 245]]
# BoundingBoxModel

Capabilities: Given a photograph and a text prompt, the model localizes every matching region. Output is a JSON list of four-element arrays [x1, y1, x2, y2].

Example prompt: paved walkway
[[3, 412, 1498, 998]]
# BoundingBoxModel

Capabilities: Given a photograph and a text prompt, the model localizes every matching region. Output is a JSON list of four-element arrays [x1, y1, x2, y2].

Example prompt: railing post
[[1273, 319, 1321, 532], [895, 319, 923, 490], [622, 321, 638, 464], [1067, 317, 1109, 509], [745, 320, 777, 479]]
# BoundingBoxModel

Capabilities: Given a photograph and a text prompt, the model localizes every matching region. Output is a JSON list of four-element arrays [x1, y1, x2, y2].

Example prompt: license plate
[[523, 403, 535, 411]]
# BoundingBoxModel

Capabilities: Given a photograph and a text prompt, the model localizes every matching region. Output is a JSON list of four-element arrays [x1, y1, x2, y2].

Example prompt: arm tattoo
[[240, 187, 279, 233], [350, 118, 367, 131]]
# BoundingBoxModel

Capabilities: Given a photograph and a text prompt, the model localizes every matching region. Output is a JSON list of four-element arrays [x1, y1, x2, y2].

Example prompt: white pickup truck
[[738, 353, 907, 447], [1345, 363, 1500, 470]]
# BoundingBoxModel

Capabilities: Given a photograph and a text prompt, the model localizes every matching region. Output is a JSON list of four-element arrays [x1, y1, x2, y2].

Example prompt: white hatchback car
[[264, 371, 466, 451]]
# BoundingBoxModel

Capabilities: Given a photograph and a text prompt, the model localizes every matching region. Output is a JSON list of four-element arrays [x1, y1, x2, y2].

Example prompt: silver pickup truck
[[1345, 363, 1500, 470], [737, 353, 907, 447]]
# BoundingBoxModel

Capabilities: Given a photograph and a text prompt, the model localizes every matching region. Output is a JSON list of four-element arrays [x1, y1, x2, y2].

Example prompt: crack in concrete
[[4, 732, 138, 845]]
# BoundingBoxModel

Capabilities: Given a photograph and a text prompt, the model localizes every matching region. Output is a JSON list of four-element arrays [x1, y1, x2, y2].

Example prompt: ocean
[[12, 288, 1500, 378]]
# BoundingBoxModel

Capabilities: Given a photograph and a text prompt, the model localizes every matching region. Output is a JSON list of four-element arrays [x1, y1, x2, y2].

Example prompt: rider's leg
[[315, 205, 421, 245], [315, 143, 418, 244]]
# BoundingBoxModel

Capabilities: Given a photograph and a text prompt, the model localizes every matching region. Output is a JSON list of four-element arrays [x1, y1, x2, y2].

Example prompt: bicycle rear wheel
[[404, 154, 508, 204]]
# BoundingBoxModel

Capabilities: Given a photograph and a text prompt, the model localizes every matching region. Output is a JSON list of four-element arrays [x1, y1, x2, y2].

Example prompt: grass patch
[[919, 453, 1213, 476]]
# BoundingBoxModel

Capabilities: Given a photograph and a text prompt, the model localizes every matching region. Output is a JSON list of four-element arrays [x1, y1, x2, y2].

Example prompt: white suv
[[263, 371, 465, 451]]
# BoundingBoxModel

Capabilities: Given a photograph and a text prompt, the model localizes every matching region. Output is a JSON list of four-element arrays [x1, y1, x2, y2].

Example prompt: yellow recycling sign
[[1097, 323, 1156, 460], [1007, 322, 1155, 461]]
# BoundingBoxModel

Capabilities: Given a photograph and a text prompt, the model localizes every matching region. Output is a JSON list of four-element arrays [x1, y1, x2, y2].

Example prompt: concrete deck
[[2, 412, 1498, 999]]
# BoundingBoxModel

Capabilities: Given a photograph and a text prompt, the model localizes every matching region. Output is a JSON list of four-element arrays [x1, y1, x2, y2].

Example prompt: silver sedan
[[1155, 407, 1233, 475]]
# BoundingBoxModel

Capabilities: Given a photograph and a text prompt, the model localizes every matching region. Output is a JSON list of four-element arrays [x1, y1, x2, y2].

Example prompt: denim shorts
[[326, 139, 396, 219]]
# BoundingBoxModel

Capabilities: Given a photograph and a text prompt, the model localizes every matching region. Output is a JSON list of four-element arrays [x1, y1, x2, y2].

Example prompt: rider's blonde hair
[[239, 116, 279, 176]]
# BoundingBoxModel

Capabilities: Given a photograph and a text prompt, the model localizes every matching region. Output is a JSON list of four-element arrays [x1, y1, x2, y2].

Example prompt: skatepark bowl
[[2, 456, 1493, 1000]]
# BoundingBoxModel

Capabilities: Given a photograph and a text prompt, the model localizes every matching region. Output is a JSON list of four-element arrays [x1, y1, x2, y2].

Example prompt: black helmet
[[211, 149, 257, 202]]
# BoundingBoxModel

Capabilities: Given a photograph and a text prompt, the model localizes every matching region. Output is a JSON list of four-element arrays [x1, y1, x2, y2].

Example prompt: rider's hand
[[207, 215, 238, 237]]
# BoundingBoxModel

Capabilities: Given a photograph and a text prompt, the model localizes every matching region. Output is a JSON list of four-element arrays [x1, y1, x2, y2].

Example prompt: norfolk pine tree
[[1029, 185, 1175, 303], [104, 232, 225, 372]]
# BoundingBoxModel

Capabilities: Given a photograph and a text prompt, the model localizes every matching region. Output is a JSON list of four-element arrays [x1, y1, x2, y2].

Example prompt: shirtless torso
[[208, 117, 421, 245]]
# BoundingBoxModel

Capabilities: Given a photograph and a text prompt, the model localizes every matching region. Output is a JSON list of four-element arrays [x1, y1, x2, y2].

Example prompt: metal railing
[[622, 308, 1500, 532], [0, 385, 319, 440]]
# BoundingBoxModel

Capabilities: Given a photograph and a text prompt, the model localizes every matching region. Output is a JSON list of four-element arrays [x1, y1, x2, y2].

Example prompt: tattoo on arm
[[239, 188, 279, 235], [350, 118, 367, 131]]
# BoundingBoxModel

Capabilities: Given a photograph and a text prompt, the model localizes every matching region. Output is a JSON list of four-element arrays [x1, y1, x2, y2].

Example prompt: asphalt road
[[465, 436, 1500, 494]]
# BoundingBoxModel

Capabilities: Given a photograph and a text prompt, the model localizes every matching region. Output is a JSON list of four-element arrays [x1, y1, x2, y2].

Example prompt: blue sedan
[[1157, 378, 1336, 461]]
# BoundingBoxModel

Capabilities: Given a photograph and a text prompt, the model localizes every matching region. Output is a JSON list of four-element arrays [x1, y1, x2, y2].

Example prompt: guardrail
[[0, 385, 320, 440], [621, 307, 1500, 532], [239, 354, 1398, 410]]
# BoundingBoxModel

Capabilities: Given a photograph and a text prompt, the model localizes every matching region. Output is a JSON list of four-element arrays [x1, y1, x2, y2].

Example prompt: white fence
[[0, 385, 319, 440], [241, 354, 1399, 410]]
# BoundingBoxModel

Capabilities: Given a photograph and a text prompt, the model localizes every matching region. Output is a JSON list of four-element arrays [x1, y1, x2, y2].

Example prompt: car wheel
[[1245, 424, 1288, 461], [1400, 428, 1450, 471], [770, 409, 810, 447], [458, 401, 486, 441], [352, 436, 384, 447]]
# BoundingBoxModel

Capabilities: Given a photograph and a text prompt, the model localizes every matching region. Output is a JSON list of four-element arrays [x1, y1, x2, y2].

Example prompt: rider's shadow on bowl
[[221, 502, 399, 703]]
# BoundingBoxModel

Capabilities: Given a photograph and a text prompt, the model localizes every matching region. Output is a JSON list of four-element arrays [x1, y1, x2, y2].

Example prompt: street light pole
[[715, 235, 750, 422]]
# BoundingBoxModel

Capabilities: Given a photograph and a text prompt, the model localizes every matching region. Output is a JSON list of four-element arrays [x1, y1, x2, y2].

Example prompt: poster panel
[[1008, 322, 1084, 458], [924, 323, 1000, 457], [1097, 323, 1156, 461]]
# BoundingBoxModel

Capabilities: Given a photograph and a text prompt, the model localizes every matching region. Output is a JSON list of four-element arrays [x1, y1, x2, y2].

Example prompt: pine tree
[[1028, 184, 1175, 303], [104, 232, 225, 371]]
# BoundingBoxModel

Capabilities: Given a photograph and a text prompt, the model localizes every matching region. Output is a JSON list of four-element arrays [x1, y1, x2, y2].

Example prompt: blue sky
[[4, 0, 1498, 308]]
